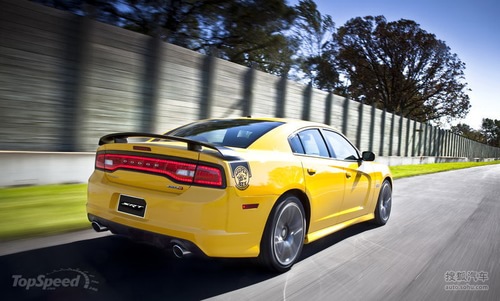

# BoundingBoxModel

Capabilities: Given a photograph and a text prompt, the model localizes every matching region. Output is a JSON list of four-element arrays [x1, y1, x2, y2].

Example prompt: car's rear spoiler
[[98, 132, 242, 160]]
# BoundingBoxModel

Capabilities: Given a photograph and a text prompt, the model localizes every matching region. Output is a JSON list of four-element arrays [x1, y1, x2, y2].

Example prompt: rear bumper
[[86, 205, 265, 258], [88, 214, 205, 256], [86, 171, 276, 258]]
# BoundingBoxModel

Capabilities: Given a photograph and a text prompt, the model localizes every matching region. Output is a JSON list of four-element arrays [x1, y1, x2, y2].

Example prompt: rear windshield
[[167, 119, 284, 148]]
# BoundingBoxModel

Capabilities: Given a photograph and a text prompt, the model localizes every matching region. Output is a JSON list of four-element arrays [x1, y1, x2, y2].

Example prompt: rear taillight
[[95, 153, 224, 188], [193, 165, 223, 187]]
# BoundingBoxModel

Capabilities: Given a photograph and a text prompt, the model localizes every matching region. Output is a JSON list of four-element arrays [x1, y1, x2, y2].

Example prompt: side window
[[296, 129, 330, 157], [323, 130, 359, 161], [289, 134, 305, 154]]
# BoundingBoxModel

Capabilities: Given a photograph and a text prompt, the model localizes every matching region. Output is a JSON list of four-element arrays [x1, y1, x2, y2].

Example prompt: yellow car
[[87, 117, 392, 272]]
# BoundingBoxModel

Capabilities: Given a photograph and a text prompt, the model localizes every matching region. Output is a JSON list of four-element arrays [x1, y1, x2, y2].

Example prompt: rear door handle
[[307, 168, 316, 175], [345, 172, 352, 179]]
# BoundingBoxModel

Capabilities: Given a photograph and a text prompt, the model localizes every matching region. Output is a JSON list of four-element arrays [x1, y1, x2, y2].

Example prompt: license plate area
[[118, 195, 146, 217]]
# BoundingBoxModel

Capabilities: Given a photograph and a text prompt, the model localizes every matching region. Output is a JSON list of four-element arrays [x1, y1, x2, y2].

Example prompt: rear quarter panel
[[212, 150, 305, 235]]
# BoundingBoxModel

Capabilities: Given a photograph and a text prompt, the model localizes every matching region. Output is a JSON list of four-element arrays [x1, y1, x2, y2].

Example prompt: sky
[[293, 0, 500, 129]]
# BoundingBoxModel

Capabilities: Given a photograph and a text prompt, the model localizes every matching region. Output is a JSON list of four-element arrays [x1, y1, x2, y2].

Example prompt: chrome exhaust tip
[[172, 242, 192, 258], [91, 221, 109, 232]]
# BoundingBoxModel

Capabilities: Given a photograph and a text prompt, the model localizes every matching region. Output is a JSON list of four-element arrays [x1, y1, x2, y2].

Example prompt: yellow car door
[[289, 129, 345, 233], [321, 130, 373, 223], [332, 161, 373, 222]]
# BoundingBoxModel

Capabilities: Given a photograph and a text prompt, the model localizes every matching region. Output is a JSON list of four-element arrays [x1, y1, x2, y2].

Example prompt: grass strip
[[0, 161, 499, 240], [0, 184, 90, 240], [389, 160, 500, 179]]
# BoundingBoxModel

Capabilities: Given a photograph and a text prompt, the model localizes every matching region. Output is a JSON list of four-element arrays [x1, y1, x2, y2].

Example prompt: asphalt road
[[1, 165, 499, 300]]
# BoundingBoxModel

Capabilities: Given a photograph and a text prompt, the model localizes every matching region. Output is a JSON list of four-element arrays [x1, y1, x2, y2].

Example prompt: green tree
[[450, 123, 485, 143], [333, 16, 471, 123], [291, 0, 339, 91], [32, 0, 296, 76], [211, 0, 296, 75], [481, 118, 500, 147], [31, 0, 122, 23]]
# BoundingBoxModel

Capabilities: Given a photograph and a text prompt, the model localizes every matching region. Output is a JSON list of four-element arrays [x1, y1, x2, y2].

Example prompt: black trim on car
[[87, 214, 207, 257], [287, 126, 362, 162], [98, 132, 242, 161]]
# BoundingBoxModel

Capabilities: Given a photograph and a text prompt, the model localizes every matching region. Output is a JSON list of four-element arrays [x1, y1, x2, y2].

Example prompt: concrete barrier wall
[[1, 0, 499, 187], [0, 152, 95, 186]]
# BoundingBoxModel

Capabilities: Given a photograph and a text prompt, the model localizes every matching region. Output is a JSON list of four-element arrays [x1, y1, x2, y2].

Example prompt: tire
[[259, 194, 306, 273], [373, 180, 392, 225]]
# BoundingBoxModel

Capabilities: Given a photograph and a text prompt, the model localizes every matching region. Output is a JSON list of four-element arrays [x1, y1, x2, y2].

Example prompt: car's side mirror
[[361, 151, 375, 161]]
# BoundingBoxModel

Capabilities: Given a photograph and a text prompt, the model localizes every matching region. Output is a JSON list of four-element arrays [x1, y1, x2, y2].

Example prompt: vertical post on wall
[[470, 139, 474, 159], [443, 130, 448, 157], [397, 114, 403, 156], [467, 139, 474, 160], [389, 112, 395, 156], [463, 136, 467, 158], [324, 93, 333, 125], [342, 97, 350, 138], [369, 103, 375, 152], [411, 121, 416, 157], [460, 136, 467, 157], [466, 139, 470, 159], [140, 34, 162, 133], [454, 132, 458, 157], [60, 7, 94, 151], [418, 122, 423, 156], [458, 134, 463, 157], [379, 108, 386, 156], [423, 123, 429, 156], [433, 128, 438, 157], [462, 138, 466, 159], [446, 130, 451, 156], [453, 131, 457, 157], [199, 49, 217, 119], [302, 82, 312, 121], [275, 76, 287, 118], [445, 130, 450, 157], [405, 118, 411, 157], [433, 127, 438, 157], [242, 66, 255, 117], [356, 101, 364, 149], [437, 129, 443, 158], [430, 124, 435, 156], [450, 131, 453, 157], [451, 131, 456, 157], [425, 123, 432, 157], [460, 135, 464, 158]]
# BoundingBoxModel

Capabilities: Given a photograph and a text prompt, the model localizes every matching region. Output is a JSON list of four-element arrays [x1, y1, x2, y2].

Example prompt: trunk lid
[[96, 140, 226, 194]]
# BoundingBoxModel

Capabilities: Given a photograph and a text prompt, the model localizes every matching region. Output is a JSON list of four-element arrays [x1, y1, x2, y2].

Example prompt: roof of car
[[211, 117, 340, 131]]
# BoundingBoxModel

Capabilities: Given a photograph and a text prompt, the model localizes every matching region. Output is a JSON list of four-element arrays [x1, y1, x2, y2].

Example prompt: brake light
[[95, 153, 224, 187], [194, 165, 223, 186], [95, 153, 106, 169]]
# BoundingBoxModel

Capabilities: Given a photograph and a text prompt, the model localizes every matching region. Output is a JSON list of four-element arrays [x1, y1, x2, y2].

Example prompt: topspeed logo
[[12, 268, 99, 292]]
